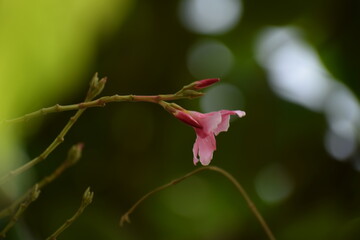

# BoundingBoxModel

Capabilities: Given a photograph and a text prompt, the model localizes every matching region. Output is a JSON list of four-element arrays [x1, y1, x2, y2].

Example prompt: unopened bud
[[173, 110, 202, 128], [66, 143, 84, 166], [193, 78, 220, 89], [178, 78, 219, 96], [86, 73, 107, 100], [159, 101, 201, 128], [82, 187, 94, 206]]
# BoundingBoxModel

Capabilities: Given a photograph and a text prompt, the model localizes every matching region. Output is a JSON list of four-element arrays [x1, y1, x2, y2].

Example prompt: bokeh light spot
[[255, 164, 293, 204], [187, 39, 234, 79], [179, 0, 242, 35], [324, 84, 360, 139], [200, 83, 244, 112], [324, 130, 356, 161], [255, 27, 334, 111], [255, 26, 360, 165]]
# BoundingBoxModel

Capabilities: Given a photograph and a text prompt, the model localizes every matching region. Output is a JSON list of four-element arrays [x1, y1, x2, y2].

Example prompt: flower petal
[[174, 111, 202, 128], [214, 110, 246, 135], [233, 110, 246, 118], [196, 133, 216, 166], [214, 114, 230, 135], [219, 110, 246, 118], [189, 111, 222, 134], [192, 136, 200, 165]]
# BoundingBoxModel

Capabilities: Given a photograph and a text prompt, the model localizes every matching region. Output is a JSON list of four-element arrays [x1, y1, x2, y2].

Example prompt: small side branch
[[0, 143, 83, 219], [0, 75, 205, 185], [1, 77, 207, 125], [0, 185, 40, 238], [120, 166, 276, 240], [46, 187, 94, 240], [0, 74, 105, 186], [1, 94, 195, 125]]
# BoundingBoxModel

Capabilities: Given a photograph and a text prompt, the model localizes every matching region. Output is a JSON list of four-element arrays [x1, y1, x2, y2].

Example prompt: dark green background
[[2, 0, 360, 239]]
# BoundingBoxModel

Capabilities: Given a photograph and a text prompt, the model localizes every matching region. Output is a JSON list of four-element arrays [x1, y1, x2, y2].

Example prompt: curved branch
[[120, 166, 276, 240]]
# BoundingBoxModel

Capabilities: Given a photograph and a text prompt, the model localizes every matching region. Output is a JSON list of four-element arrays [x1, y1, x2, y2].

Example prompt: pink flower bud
[[174, 110, 202, 128], [193, 78, 220, 89]]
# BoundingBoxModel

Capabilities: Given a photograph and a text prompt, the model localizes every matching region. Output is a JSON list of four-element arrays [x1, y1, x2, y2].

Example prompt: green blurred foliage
[[0, 0, 132, 187], [1, 0, 360, 239]]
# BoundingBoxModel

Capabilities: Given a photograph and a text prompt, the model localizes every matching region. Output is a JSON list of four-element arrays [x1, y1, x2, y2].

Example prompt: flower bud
[[180, 78, 220, 94], [193, 78, 220, 89], [159, 101, 202, 128], [82, 187, 94, 206], [66, 143, 84, 166], [173, 110, 202, 128], [86, 73, 107, 100]]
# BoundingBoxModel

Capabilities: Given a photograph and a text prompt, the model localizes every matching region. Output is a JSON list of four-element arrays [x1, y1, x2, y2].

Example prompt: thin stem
[[1, 94, 197, 125], [207, 166, 276, 240], [120, 166, 276, 240], [0, 143, 83, 219], [119, 167, 206, 226], [0, 185, 40, 238], [0, 76, 202, 184], [0, 112, 82, 185], [46, 187, 94, 240], [0, 75, 103, 185]]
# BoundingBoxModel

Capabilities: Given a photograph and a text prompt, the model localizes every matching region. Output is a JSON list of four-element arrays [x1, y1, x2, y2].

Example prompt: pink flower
[[174, 109, 246, 165]]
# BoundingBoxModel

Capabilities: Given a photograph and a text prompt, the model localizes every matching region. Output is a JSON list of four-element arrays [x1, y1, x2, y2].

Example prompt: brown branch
[[45, 187, 94, 240], [0, 143, 83, 219], [120, 166, 276, 240]]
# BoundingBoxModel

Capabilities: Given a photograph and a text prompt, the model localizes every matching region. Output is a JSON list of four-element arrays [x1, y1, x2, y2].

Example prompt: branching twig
[[46, 187, 94, 240], [0, 185, 41, 238], [0, 74, 104, 186], [0, 75, 204, 186], [120, 166, 276, 240], [1, 94, 193, 125], [1, 85, 202, 125], [0, 143, 83, 219]]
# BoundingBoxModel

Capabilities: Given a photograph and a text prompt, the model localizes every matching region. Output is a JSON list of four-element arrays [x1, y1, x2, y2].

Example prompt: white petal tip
[[235, 110, 246, 118]]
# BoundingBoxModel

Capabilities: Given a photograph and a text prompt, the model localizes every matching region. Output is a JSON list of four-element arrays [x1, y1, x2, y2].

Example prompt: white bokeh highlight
[[255, 26, 360, 162], [179, 0, 242, 35], [325, 130, 356, 161], [200, 83, 244, 113], [255, 27, 334, 111], [255, 164, 294, 204], [187, 39, 234, 79]]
